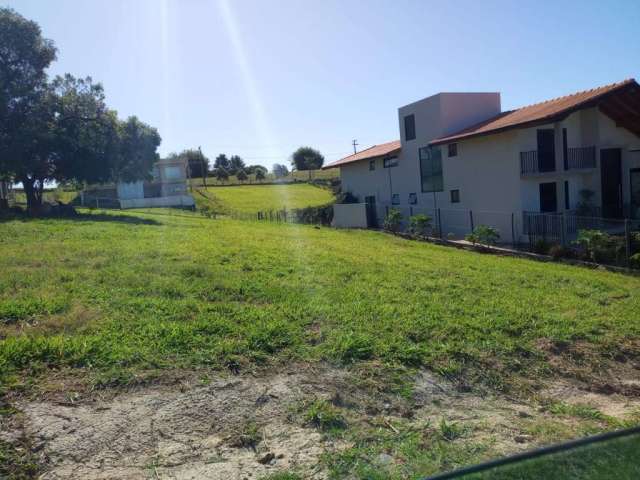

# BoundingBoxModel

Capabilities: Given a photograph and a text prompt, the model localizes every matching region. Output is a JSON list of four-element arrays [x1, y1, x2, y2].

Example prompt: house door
[[600, 148, 623, 218], [630, 168, 640, 219], [537, 129, 556, 172], [539, 182, 557, 212], [364, 195, 377, 228]]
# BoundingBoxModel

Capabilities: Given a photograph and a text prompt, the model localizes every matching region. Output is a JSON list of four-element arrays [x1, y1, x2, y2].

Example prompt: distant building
[[116, 157, 195, 209]]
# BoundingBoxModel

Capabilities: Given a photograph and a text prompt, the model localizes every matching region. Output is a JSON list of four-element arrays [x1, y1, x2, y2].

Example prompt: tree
[[291, 146, 324, 178], [228, 155, 245, 176], [236, 169, 248, 183], [0, 9, 162, 210], [177, 148, 208, 179], [214, 167, 229, 183], [272, 163, 289, 178], [214, 153, 230, 172], [255, 168, 266, 182]]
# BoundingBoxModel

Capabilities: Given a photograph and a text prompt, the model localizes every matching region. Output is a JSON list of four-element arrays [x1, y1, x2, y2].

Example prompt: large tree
[[0, 8, 161, 210], [228, 155, 245, 176], [176, 148, 208, 179], [272, 163, 289, 178], [213, 153, 230, 171], [291, 146, 324, 177]]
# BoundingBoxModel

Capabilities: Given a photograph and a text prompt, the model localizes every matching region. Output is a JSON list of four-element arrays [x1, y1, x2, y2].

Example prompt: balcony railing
[[520, 151, 556, 175], [566, 146, 597, 170]]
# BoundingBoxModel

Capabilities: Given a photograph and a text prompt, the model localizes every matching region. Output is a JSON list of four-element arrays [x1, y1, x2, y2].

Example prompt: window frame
[[450, 189, 460, 203], [369, 159, 376, 171], [408, 193, 417, 205], [448, 143, 458, 157], [383, 156, 399, 168], [419, 146, 444, 193], [391, 193, 400, 205], [404, 114, 416, 141]]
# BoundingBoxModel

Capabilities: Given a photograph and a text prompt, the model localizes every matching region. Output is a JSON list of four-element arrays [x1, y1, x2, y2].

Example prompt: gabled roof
[[322, 140, 401, 169], [430, 79, 640, 145]]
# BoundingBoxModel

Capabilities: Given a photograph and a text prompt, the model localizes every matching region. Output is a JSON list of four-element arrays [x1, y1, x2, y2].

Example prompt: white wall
[[120, 195, 195, 209], [332, 203, 368, 228]]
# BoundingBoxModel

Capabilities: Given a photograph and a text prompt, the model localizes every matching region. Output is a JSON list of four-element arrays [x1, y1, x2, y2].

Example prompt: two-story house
[[325, 79, 640, 242]]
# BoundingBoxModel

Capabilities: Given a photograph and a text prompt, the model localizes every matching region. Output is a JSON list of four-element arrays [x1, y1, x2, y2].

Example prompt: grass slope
[[190, 167, 339, 186], [1, 211, 639, 391], [194, 183, 334, 214]]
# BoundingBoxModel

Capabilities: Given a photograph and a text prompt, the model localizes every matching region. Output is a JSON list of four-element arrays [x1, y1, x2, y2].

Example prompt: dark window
[[448, 143, 458, 157], [408, 193, 417, 205], [539, 182, 557, 212], [564, 180, 570, 210], [392, 193, 400, 205], [419, 146, 443, 193], [562, 128, 568, 171], [369, 159, 375, 171], [404, 114, 416, 141], [537, 129, 556, 172], [450, 189, 460, 203], [383, 156, 398, 168]]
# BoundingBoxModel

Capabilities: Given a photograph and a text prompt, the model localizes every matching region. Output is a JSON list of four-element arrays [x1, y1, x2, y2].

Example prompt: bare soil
[[3, 363, 640, 479]]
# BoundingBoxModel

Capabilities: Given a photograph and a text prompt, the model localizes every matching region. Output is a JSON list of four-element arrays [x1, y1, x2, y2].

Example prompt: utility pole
[[199, 146, 207, 189], [352, 139, 359, 154]]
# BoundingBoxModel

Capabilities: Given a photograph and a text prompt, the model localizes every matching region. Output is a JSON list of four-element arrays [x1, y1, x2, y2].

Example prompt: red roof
[[323, 140, 401, 169], [430, 79, 640, 145]]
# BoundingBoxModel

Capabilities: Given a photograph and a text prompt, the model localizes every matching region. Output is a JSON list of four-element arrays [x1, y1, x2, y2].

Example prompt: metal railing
[[520, 150, 538, 175], [567, 146, 596, 170]]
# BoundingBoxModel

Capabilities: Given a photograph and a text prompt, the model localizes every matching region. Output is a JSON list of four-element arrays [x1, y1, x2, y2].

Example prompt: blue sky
[[4, 0, 640, 168]]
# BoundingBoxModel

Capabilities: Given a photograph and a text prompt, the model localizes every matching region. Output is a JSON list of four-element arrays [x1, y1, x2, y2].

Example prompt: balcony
[[566, 145, 597, 170], [520, 150, 556, 176]]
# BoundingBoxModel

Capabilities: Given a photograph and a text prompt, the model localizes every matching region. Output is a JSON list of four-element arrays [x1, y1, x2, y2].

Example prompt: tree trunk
[[21, 176, 43, 212]]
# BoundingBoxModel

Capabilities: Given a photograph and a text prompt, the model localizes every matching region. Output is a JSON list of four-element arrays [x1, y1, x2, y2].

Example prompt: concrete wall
[[332, 203, 368, 228], [117, 181, 144, 200]]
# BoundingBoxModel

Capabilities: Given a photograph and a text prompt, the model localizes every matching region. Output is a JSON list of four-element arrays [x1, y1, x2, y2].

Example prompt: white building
[[325, 79, 640, 242], [115, 157, 195, 209]]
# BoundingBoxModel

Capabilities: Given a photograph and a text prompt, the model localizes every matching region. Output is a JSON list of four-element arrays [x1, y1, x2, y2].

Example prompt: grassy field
[[190, 167, 339, 186], [194, 183, 335, 214], [1, 211, 639, 478]]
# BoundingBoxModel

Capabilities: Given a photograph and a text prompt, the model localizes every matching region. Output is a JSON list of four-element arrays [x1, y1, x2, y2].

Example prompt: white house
[[325, 79, 640, 242], [115, 156, 195, 209]]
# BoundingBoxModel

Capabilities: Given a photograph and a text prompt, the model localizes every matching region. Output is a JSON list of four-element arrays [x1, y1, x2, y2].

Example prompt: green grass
[[13, 188, 78, 205], [190, 167, 339, 186], [1, 210, 639, 390], [194, 183, 334, 214], [463, 433, 640, 480]]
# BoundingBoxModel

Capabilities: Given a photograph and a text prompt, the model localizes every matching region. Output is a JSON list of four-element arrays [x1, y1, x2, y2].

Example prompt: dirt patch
[[4, 364, 640, 479]]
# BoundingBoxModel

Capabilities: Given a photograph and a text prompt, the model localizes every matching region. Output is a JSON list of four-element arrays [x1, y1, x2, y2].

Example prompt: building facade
[[325, 80, 640, 241]]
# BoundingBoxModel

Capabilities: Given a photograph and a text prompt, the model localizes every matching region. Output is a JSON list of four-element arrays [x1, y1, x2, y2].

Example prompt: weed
[[304, 399, 347, 433]]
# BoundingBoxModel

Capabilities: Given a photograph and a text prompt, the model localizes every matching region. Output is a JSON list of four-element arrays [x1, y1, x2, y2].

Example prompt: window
[[369, 159, 375, 171], [408, 193, 417, 205], [539, 182, 557, 212], [383, 156, 398, 168], [419, 146, 443, 193], [448, 143, 458, 157], [564, 180, 570, 210], [163, 165, 184, 180], [404, 114, 416, 141], [562, 128, 568, 171], [392, 193, 400, 205], [450, 189, 460, 203], [537, 129, 556, 172]]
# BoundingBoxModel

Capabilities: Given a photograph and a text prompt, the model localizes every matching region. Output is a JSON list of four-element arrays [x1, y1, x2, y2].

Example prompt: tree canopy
[[291, 146, 324, 171], [272, 163, 290, 178], [0, 7, 161, 210]]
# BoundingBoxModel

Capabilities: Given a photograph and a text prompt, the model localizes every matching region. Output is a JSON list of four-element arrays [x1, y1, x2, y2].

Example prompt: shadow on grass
[[0, 211, 161, 226]]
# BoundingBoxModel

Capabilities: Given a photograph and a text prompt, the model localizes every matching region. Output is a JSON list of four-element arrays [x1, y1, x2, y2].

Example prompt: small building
[[325, 79, 640, 242], [116, 157, 195, 209]]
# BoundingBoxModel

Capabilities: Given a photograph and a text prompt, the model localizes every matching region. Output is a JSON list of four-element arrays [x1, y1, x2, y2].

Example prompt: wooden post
[[437, 208, 442, 238], [625, 219, 631, 265], [560, 212, 567, 246], [469, 210, 474, 232]]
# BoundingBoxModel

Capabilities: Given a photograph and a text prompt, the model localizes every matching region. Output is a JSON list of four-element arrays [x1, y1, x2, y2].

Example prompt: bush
[[383, 209, 403, 233], [407, 214, 432, 237], [304, 399, 347, 432], [575, 229, 624, 264], [548, 244, 573, 261], [465, 225, 500, 247], [532, 238, 552, 255], [630, 253, 640, 269]]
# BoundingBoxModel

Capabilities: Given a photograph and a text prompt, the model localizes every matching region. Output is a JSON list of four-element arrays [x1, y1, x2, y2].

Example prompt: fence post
[[560, 212, 567, 247], [437, 208, 442, 238], [511, 212, 516, 246], [469, 210, 474, 232], [625, 219, 631, 265]]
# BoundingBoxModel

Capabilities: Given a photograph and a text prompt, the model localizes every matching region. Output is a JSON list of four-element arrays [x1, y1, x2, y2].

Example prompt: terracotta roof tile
[[323, 140, 401, 169], [430, 79, 638, 145]]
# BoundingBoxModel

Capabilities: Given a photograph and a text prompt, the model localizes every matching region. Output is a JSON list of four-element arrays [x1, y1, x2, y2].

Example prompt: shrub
[[630, 253, 640, 269], [383, 209, 403, 233], [548, 244, 573, 261], [574, 229, 623, 264], [304, 399, 347, 432], [407, 214, 431, 237], [465, 225, 500, 247], [532, 238, 552, 255]]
